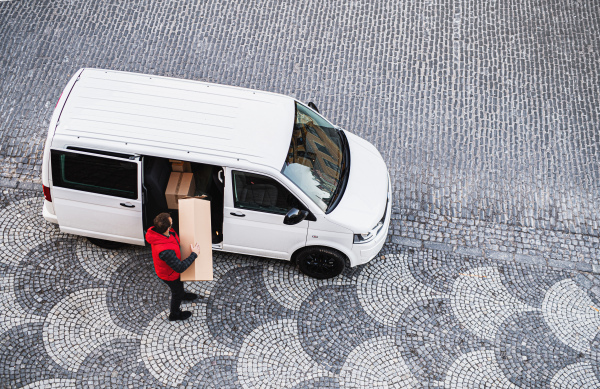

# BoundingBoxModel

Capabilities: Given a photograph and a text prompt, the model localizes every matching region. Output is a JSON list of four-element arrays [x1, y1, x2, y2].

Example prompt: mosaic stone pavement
[[1, 0, 600, 387], [0, 194, 598, 388]]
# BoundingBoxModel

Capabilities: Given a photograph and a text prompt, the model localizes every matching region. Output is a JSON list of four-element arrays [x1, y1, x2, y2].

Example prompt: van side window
[[232, 171, 301, 215], [51, 150, 138, 199]]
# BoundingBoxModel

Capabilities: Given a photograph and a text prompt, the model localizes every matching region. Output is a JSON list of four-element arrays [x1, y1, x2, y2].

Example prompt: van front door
[[50, 149, 144, 245], [222, 169, 308, 260]]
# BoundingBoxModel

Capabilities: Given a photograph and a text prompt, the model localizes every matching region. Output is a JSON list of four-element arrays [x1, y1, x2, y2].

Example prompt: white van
[[41, 69, 391, 278]]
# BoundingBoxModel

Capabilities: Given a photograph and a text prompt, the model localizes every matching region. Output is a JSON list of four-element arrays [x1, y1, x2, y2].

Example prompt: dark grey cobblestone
[[75, 339, 161, 389], [403, 247, 493, 294], [395, 298, 492, 385], [496, 311, 586, 387], [0, 323, 71, 388], [297, 285, 388, 373], [180, 356, 242, 389], [591, 335, 600, 380], [106, 249, 169, 335], [289, 377, 340, 389], [496, 263, 570, 307], [14, 238, 104, 316], [206, 265, 295, 351]]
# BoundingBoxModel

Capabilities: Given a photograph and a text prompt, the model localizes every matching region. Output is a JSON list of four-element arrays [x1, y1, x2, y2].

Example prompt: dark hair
[[153, 213, 172, 234]]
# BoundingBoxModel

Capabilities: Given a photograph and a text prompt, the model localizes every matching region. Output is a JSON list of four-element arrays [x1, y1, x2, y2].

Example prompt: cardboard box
[[165, 172, 195, 209], [170, 159, 192, 172], [179, 198, 213, 281]]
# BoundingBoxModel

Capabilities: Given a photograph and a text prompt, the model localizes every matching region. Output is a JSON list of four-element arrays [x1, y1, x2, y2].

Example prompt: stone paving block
[[486, 250, 514, 262], [547, 259, 577, 271], [0, 178, 18, 189], [575, 274, 593, 290], [455, 246, 484, 257], [514, 254, 546, 266], [391, 236, 422, 248], [423, 241, 453, 253], [575, 262, 593, 273], [17, 181, 39, 192]]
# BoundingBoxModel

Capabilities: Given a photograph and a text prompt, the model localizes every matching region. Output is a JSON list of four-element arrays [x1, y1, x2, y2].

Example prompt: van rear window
[[51, 150, 138, 199]]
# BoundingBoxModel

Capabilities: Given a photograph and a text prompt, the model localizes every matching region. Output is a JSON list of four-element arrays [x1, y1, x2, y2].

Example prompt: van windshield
[[282, 103, 346, 212]]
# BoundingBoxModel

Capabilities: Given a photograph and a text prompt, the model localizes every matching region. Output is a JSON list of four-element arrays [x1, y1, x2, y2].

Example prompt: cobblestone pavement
[[1, 195, 600, 388], [1, 0, 599, 388]]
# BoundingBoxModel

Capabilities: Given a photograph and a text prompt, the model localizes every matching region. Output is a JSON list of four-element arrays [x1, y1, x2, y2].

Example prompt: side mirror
[[307, 102, 320, 113], [283, 208, 309, 225]]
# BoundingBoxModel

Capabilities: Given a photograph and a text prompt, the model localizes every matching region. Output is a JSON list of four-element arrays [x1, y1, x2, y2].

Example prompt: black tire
[[296, 247, 346, 279], [87, 237, 126, 250]]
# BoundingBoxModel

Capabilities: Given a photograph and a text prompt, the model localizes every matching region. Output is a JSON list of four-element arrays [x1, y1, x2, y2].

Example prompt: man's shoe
[[168, 311, 192, 321], [183, 292, 198, 301]]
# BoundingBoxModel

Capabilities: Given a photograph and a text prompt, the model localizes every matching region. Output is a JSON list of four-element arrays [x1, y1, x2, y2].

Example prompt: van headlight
[[353, 221, 384, 244], [354, 190, 388, 244], [354, 232, 374, 244]]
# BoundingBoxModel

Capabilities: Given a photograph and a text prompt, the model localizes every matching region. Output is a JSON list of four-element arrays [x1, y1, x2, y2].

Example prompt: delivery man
[[145, 212, 201, 321]]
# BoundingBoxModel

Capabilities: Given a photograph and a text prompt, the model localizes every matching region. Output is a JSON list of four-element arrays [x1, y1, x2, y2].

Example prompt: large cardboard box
[[179, 198, 213, 281], [165, 172, 195, 209], [169, 159, 192, 172]]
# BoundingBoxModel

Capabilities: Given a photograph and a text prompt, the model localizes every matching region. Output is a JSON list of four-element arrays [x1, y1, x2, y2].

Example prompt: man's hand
[[191, 242, 201, 256]]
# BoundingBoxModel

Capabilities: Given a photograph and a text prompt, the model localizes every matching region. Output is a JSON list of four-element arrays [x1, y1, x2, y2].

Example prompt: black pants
[[161, 278, 184, 314]]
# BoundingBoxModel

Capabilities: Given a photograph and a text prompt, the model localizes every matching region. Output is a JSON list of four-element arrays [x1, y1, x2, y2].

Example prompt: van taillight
[[42, 185, 52, 202]]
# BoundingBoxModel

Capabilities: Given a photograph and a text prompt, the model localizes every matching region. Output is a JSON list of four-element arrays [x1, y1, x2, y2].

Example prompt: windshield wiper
[[325, 129, 350, 214]]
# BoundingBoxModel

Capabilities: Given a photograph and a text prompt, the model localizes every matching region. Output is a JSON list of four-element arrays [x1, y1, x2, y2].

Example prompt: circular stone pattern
[[0, 198, 66, 266]]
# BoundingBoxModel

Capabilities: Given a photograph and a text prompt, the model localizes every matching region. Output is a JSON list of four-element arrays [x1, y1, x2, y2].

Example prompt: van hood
[[325, 131, 389, 233]]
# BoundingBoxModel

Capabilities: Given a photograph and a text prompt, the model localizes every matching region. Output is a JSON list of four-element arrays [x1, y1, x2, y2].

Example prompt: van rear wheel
[[296, 247, 345, 279], [87, 237, 125, 250]]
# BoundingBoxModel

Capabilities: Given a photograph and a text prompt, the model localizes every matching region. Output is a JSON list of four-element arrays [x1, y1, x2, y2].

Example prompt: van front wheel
[[296, 247, 345, 279]]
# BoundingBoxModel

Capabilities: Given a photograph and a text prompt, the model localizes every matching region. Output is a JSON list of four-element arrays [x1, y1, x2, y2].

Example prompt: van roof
[[52, 68, 296, 170]]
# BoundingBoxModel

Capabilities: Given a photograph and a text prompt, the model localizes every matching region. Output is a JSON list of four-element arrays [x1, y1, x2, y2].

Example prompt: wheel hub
[[305, 253, 335, 273]]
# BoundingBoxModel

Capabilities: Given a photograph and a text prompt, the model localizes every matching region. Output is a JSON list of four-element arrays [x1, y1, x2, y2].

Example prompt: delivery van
[[41, 69, 391, 279]]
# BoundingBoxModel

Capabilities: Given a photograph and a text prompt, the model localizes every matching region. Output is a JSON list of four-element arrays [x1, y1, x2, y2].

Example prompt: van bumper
[[350, 176, 392, 267], [43, 200, 58, 224]]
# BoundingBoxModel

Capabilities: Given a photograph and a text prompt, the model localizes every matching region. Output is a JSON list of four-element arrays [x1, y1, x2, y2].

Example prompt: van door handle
[[120, 202, 135, 208], [230, 212, 245, 217]]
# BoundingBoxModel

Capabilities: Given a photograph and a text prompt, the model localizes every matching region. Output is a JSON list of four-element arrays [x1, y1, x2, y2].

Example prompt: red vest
[[146, 227, 181, 281]]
